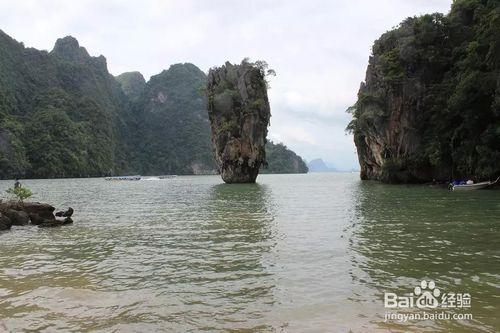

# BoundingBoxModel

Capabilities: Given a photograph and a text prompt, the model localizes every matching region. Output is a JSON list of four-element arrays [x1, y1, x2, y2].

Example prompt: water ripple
[[0, 175, 499, 332]]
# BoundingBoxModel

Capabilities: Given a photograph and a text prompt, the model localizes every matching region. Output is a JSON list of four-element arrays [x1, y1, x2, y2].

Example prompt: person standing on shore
[[14, 178, 21, 189]]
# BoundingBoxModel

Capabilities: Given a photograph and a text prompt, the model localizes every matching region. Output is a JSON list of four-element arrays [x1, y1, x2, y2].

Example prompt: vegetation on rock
[[6, 186, 33, 203], [348, 0, 500, 183], [115, 71, 146, 101], [129, 63, 217, 175], [206, 60, 272, 183], [0, 32, 130, 179], [262, 142, 308, 174]]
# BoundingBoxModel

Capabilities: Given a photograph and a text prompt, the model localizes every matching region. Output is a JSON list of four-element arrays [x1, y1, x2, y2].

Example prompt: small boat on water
[[158, 175, 178, 179], [450, 177, 499, 191], [105, 175, 141, 181]]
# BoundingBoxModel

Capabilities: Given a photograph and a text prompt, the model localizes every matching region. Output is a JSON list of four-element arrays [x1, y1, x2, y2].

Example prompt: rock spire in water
[[206, 60, 272, 183]]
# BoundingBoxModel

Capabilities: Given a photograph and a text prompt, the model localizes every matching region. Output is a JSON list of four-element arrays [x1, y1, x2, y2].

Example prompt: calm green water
[[0, 173, 498, 332]]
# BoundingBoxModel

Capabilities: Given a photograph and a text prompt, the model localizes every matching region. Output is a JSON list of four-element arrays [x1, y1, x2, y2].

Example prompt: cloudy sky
[[0, 0, 452, 169]]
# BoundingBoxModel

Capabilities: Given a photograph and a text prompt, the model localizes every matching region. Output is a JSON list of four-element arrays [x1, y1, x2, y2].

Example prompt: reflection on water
[[206, 183, 275, 244], [349, 182, 500, 332], [0, 177, 278, 332], [0, 174, 499, 332], [196, 183, 277, 331]]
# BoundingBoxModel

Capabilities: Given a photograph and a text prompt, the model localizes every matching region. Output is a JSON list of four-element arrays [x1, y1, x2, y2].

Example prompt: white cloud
[[0, 0, 452, 169], [271, 125, 317, 146]]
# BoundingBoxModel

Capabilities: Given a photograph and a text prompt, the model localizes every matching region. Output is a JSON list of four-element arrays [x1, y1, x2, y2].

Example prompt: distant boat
[[158, 175, 178, 179], [105, 175, 141, 181], [450, 177, 499, 191]]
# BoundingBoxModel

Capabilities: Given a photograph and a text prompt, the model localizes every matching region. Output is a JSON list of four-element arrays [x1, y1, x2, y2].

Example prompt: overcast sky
[[0, 0, 452, 169]]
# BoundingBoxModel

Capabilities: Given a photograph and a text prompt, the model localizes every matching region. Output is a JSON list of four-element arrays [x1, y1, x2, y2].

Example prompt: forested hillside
[[262, 142, 308, 174], [0, 30, 307, 178], [348, 0, 500, 182], [0, 33, 131, 178], [122, 64, 216, 175]]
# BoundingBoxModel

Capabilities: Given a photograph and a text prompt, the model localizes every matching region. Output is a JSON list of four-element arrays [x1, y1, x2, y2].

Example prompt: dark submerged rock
[[0, 213, 12, 230], [17, 202, 56, 225], [206, 60, 271, 183], [62, 217, 73, 225], [38, 217, 73, 228], [1, 202, 57, 221], [0, 202, 73, 227], [55, 207, 74, 218], [28, 214, 53, 225], [4, 209, 30, 225]]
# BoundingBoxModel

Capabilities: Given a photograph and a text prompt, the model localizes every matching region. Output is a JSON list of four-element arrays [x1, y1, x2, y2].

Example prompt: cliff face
[[207, 61, 271, 183], [353, 61, 438, 183], [350, 0, 500, 183]]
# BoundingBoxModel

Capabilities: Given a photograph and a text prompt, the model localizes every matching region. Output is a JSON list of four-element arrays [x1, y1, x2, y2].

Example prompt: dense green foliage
[[262, 142, 308, 173], [0, 31, 306, 178], [6, 186, 32, 203], [127, 64, 216, 175], [115, 71, 146, 101], [0, 33, 129, 179], [349, 0, 500, 181]]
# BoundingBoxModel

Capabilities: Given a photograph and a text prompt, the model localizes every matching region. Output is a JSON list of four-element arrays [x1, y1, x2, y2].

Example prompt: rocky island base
[[0, 202, 74, 230], [206, 60, 272, 183]]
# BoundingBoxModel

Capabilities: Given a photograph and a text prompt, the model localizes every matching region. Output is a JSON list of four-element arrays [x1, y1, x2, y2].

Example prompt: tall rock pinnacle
[[206, 60, 272, 183]]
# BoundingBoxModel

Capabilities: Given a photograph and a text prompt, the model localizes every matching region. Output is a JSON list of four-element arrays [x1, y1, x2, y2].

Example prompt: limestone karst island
[[0, 0, 498, 332], [207, 61, 272, 183]]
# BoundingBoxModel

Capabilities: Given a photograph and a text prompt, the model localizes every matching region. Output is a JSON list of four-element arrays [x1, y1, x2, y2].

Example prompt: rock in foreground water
[[207, 60, 271, 183], [0, 213, 12, 230], [0, 202, 74, 229], [3, 209, 30, 225], [38, 217, 73, 228]]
